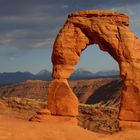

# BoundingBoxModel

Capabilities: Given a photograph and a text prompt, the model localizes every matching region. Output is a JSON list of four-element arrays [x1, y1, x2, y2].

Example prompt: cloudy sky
[[0, 0, 140, 73]]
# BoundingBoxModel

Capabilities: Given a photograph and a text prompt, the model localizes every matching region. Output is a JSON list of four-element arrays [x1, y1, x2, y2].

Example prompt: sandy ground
[[0, 114, 140, 140], [0, 103, 140, 140]]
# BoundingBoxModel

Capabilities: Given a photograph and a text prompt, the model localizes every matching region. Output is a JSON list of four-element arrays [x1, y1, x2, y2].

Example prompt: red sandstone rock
[[36, 108, 51, 115], [30, 114, 50, 122], [51, 10, 140, 121], [120, 121, 140, 130], [48, 79, 78, 117], [30, 108, 77, 125], [30, 108, 51, 122], [0, 101, 5, 108], [0, 114, 140, 140]]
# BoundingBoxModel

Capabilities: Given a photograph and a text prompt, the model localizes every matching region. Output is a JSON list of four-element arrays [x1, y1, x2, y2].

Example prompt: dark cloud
[[0, 0, 139, 51], [0, 0, 134, 15]]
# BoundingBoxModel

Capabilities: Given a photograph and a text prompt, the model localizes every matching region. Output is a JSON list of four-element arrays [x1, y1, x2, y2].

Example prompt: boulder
[[29, 108, 51, 122], [48, 79, 78, 117]]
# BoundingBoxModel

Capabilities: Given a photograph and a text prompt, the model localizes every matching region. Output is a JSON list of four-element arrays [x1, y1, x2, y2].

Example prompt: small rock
[[36, 108, 51, 115]]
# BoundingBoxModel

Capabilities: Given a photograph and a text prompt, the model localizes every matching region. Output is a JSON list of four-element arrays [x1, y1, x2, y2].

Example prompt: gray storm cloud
[[0, 0, 139, 51]]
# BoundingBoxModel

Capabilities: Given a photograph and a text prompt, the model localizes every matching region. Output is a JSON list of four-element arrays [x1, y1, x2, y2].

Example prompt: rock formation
[[49, 10, 140, 123], [30, 108, 51, 122], [48, 79, 78, 116]]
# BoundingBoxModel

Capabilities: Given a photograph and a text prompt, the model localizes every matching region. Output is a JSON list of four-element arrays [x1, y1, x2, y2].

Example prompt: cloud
[[0, 29, 56, 49], [0, 0, 139, 53], [0, 14, 64, 49], [33, 38, 54, 48], [9, 56, 15, 61], [61, 5, 69, 9]]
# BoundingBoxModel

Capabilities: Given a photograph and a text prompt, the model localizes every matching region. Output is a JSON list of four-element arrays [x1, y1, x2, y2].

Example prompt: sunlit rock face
[[49, 10, 140, 121], [48, 79, 78, 117]]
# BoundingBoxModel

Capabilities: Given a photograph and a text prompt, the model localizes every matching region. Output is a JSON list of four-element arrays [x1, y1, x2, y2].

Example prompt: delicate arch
[[48, 10, 140, 122]]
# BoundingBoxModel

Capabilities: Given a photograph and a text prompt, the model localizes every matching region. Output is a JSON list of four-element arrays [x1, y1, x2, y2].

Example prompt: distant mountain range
[[0, 69, 119, 84], [69, 68, 119, 80], [0, 70, 51, 84]]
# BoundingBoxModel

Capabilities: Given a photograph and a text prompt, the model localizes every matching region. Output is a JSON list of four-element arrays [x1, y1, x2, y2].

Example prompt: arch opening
[[74, 44, 119, 74], [69, 44, 121, 107]]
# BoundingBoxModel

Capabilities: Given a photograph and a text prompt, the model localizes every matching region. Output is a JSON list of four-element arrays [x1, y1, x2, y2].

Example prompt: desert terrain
[[0, 78, 121, 105], [0, 78, 140, 139], [0, 95, 140, 140], [0, 78, 121, 132]]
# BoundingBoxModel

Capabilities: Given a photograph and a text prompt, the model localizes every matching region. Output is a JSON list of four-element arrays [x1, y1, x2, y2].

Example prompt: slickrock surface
[[51, 10, 140, 121], [1, 97, 120, 133], [0, 97, 119, 133], [0, 113, 140, 140]]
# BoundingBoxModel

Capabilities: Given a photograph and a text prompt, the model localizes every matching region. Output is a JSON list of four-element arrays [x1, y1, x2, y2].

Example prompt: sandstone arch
[[48, 10, 140, 122]]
